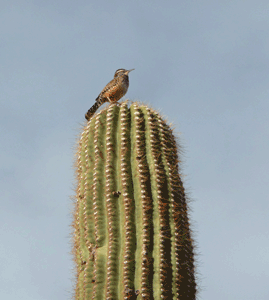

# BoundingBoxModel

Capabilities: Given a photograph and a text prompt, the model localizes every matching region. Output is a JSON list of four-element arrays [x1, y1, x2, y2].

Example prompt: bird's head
[[114, 68, 135, 78]]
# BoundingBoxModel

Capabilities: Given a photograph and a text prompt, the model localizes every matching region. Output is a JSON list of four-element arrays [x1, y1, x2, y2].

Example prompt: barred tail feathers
[[85, 97, 107, 120]]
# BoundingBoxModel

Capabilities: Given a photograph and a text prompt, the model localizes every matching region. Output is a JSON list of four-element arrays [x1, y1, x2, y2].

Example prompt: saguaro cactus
[[73, 101, 197, 299]]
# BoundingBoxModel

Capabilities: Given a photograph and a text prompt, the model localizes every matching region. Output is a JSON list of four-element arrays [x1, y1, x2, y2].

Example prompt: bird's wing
[[98, 78, 115, 97]]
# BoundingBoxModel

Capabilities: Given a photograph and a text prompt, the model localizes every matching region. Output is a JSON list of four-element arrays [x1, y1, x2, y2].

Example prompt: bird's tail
[[85, 97, 107, 121]]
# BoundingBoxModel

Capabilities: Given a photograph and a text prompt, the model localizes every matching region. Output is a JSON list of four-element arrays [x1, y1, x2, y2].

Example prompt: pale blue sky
[[1, 1, 269, 299]]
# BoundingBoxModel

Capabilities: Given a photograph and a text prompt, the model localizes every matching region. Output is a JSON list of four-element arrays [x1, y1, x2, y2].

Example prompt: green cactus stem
[[72, 101, 197, 299]]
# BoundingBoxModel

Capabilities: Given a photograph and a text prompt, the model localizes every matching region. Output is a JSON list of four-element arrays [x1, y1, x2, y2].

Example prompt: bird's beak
[[126, 69, 135, 74]]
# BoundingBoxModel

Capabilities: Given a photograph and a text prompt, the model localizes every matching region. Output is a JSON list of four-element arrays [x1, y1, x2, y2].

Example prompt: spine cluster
[[73, 102, 197, 299]]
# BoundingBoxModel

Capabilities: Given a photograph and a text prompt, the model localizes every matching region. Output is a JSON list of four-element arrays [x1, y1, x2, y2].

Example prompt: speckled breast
[[103, 76, 129, 103]]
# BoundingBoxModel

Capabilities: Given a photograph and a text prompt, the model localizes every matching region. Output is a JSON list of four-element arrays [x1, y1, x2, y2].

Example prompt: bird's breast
[[102, 77, 129, 102]]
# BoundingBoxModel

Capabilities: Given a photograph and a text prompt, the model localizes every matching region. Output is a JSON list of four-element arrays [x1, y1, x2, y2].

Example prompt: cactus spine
[[73, 102, 197, 299]]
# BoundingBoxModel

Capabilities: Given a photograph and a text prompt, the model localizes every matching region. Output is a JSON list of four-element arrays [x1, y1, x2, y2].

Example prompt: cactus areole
[[73, 101, 197, 299]]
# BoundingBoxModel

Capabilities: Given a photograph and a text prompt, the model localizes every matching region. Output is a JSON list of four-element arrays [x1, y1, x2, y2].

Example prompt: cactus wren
[[85, 68, 134, 120]]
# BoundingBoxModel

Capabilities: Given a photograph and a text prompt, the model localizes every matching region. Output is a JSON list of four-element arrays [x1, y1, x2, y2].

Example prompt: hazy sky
[[1, 1, 269, 299]]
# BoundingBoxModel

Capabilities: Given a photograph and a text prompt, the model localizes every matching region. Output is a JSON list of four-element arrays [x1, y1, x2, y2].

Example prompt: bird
[[85, 68, 134, 120]]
